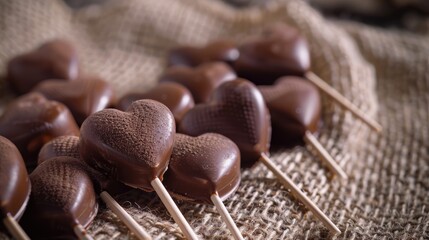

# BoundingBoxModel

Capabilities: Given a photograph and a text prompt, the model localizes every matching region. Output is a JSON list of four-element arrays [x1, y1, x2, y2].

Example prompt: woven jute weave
[[0, 0, 428, 239]]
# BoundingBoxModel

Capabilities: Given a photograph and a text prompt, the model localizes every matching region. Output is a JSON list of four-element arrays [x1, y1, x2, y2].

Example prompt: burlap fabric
[[1, 0, 428, 239]]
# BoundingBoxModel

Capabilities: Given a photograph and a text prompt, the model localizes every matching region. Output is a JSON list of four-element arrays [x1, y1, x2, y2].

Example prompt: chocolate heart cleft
[[179, 79, 271, 168]]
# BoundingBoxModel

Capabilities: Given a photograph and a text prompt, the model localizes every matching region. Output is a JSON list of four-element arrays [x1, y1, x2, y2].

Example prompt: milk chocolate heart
[[179, 79, 271, 168], [167, 40, 239, 67], [33, 76, 115, 125], [0, 93, 80, 167], [163, 133, 241, 204], [117, 82, 194, 124], [258, 77, 321, 144], [7, 39, 79, 94], [160, 62, 237, 103], [80, 99, 175, 191], [234, 23, 310, 85]]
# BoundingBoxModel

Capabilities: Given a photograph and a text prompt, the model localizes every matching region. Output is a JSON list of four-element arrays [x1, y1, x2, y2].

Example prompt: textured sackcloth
[[1, 0, 428, 239]]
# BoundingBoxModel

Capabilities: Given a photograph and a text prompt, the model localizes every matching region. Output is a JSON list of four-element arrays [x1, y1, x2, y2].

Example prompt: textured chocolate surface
[[258, 77, 322, 144], [117, 82, 194, 124], [160, 62, 236, 103], [0, 93, 80, 167], [167, 40, 239, 67], [80, 99, 175, 191], [0, 136, 31, 220], [21, 157, 98, 239], [6, 39, 79, 94], [164, 133, 241, 204], [179, 79, 271, 167], [34, 76, 115, 125]]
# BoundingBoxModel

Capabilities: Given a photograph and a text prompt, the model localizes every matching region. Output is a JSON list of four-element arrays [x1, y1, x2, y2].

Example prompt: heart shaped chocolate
[[117, 82, 194, 124], [33, 76, 115, 125], [233, 23, 310, 85], [167, 40, 239, 67], [160, 62, 237, 103], [80, 99, 175, 191], [0, 93, 80, 167], [163, 133, 241, 204], [179, 79, 271, 168], [7, 39, 79, 94], [258, 77, 321, 144], [0, 136, 31, 221]]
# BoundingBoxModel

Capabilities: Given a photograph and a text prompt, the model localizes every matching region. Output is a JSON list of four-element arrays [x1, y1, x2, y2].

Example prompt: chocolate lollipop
[[80, 99, 198, 239], [167, 40, 239, 67], [180, 79, 340, 234], [159, 62, 236, 103], [117, 82, 194, 125], [0, 136, 31, 240], [20, 156, 96, 239], [33, 76, 115, 125], [234, 23, 382, 133], [259, 77, 347, 179], [38, 136, 152, 240], [7, 39, 79, 94], [0, 93, 80, 167], [164, 133, 243, 239]]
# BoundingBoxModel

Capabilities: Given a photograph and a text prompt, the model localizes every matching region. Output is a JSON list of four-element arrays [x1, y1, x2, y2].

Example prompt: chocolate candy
[[179, 79, 271, 168], [258, 77, 321, 144], [0, 136, 31, 221], [7, 39, 79, 94], [117, 82, 194, 124], [233, 23, 310, 85], [0, 93, 80, 167], [21, 157, 98, 238], [163, 133, 241, 204], [80, 99, 175, 191], [33, 76, 115, 125], [159, 62, 237, 103], [167, 40, 239, 67]]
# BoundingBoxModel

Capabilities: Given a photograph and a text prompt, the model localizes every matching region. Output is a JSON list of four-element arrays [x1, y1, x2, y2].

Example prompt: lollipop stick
[[303, 131, 348, 180], [259, 153, 341, 234], [151, 178, 198, 240], [100, 191, 152, 240], [210, 193, 244, 240], [305, 72, 382, 133], [73, 224, 94, 240], [3, 213, 30, 240]]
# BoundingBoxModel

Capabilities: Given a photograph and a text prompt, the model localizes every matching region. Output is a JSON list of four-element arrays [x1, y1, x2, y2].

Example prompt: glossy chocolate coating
[[258, 77, 321, 144], [21, 157, 98, 239], [7, 39, 79, 94], [234, 24, 310, 85], [179, 79, 271, 168], [80, 99, 176, 191], [160, 62, 237, 103], [163, 133, 241, 204], [167, 40, 239, 67], [0, 136, 31, 220], [33, 76, 115, 125], [117, 82, 194, 124], [0, 93, 80, 167]]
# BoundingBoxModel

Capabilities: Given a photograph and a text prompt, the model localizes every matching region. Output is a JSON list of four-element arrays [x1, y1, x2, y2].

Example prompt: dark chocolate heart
[[179, 79, 271, 168], [163, 133, 241, 204], [160, 62, 236, 103], [80, 99, 176, 191], [7, 39, 79, 94], [33, 76, 115, 125], [117, 82, 194, 124]]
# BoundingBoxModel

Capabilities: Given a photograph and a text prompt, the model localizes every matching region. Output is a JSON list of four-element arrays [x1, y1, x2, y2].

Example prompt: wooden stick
[[210, 194, 244, 240], [73, 224, 94, 240], [3, 213, 30, 240], [259, 153, 341, 234], [303, 131, 348, 180], [305, 72, 382, 133], [151, 178, 198, 240], [100, 191, 152, 240]]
